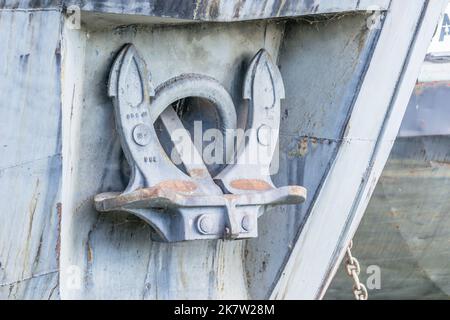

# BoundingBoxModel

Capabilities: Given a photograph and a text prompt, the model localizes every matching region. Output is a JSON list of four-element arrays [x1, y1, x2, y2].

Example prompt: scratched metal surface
[[326, 135, 450, 299], [0, 9, 62, 299]]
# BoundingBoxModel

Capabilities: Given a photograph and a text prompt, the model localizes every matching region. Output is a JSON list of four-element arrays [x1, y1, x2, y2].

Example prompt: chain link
[[344, 240, 368, 300]]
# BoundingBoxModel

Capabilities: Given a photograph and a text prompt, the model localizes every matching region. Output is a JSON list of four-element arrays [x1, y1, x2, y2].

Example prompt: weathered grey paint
[[0, 9, 62, 299]]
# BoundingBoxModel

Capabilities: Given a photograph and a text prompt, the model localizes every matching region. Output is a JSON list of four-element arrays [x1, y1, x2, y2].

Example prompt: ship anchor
[[94, 44, 306, 242]]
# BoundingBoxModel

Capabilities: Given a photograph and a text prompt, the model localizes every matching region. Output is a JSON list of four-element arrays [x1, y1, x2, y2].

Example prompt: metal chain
[[344, 240, 368, 300]]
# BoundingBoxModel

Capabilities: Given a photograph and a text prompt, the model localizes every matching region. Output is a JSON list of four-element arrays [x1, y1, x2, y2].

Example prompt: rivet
[[241, 214, 253, 232], [197, 215, 213, 235]]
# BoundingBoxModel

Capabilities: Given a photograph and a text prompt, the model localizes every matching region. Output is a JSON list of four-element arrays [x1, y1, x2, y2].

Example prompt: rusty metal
[[230, 179, 272, 191], [94, 44, 306, 242]]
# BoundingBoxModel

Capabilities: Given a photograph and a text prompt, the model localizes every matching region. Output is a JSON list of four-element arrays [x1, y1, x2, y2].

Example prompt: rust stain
[[87, 244, 93, 263], [311, 137, 318, 149], [223, 194, 240, 201], [28, 179, 40, 220], [288, 185, 307, 197], [22, 179, 40, 279], [97, 180, 199, 210], [289, 136, 335, 157], [156, 180, 197, 193], [230, 179, 272, 191], [298, 137, 308, 156], [55, 202, 62, 263], [415, 80, 450, 89], [26, 179, 41, 243]]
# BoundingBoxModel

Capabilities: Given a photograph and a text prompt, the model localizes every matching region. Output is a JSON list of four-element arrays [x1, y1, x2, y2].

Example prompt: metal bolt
[[197, 215, 213, 235], [132, 123, 152, 146], [241, 214, 253, 232]]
